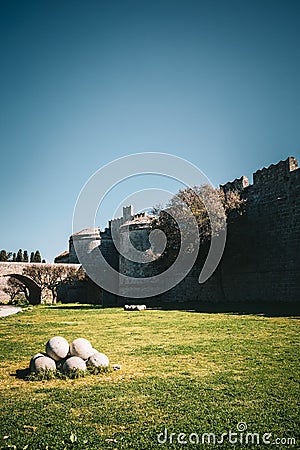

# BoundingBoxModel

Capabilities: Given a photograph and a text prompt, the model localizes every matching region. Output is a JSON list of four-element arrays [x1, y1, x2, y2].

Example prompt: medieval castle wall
[[54, 156, 299, 306], [161, 156, 300, 304], [222, 156, 300, 303]]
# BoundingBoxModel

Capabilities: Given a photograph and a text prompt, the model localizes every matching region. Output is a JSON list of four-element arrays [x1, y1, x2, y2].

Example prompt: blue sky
[[0, 0, 299, 262]]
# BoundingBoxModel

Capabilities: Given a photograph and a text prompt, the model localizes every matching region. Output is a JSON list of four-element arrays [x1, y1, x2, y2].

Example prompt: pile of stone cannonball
[[124, 304, 146, 311], [29, 336, 110, 374]]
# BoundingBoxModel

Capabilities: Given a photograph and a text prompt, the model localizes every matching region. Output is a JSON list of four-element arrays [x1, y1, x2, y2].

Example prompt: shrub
[[8, 293, 29, 307]]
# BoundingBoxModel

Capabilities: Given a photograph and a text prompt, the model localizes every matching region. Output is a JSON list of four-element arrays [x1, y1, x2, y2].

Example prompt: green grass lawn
[[0, 305, 299, 449]]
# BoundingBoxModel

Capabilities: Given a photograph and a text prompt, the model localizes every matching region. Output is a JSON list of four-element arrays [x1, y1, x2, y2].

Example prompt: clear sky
[[0, 0, 299, 262]]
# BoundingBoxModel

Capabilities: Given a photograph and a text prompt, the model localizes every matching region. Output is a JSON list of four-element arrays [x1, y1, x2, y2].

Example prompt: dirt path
[[0, 305, 22, 317]]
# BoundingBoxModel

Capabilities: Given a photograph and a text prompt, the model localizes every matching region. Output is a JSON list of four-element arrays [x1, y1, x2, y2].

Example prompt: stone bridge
[[0, 262, 80, 305]]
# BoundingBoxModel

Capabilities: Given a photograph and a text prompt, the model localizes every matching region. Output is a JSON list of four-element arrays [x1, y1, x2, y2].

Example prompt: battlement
[[109, 205, 135, 230], [220, 156, 299, 194], [253, 156, 298, 185], [109, 207, 150, 231], [220, 176, 249, 193], [123, 205, 134, 220]]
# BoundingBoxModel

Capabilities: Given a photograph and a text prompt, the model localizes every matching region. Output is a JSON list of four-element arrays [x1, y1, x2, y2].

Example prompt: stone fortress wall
[[221, 156, 300, 303], [53, 156, 300, 306], [163, 156, 300, 304]]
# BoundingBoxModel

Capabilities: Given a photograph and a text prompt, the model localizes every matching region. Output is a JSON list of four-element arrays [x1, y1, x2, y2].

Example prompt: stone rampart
[[162, 156, 300, 304], [53, 156, 300, 307]]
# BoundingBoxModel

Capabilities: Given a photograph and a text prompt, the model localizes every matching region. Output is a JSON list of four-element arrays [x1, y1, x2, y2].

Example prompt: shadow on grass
[[48, 302, 299, 318], [154, 302, 300, 318], [48, 304, 103, 310], [13, 367, 30, 380]]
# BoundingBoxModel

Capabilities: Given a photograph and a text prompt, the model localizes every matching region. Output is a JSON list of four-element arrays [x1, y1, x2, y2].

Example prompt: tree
[[23, 265, 84, 304], [16, 249, 23, 262], [30, 252, 35, 263], [3, 277, 29, 301], [0, 250, 8, 261], [154, 185, 245, 238], [12, 253, 16, 262], [34, 250, 41, 263], [23, 250, 29, 262], [42, 259, 46, 263], [152, 185, 245, 265]]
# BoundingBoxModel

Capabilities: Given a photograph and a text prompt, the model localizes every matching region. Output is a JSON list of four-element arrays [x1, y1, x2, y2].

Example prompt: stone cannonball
[[63, 356, 87, 372], [46, 336, 69, 361], [87, 351, 109, 368], [29, 353, 45, 372], [69, 338, 93, 360], [33, 355, 56, 372], [136, 304, 146, 311]]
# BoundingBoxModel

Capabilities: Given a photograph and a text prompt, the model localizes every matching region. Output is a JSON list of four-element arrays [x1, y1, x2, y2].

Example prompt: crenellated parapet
[[220, 157, 299, 196], [253, 156, 298, 185], [220, 175, 249, 193], [109, 206, 135, 232]]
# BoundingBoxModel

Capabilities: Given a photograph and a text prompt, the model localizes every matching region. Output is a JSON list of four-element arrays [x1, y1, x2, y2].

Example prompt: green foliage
[[26, 368, 88, 381], [4, 277, 29, 302], [8, 293, 29, 307], [0, 249, 8, 261], [26, 363, 112, 382], [86, 365, 110, 376], [16, 249, 23, 262], [22, 265, 83, 304], [152, 185, 246, 255], [26, 368, 61, 382], [33, 250, 42, 263], [1, 249, 44, 263]]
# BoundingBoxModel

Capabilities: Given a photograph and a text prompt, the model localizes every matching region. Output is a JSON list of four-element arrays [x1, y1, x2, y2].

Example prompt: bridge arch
[[0, 262, 81, 304], [4, 274, 41, 305]]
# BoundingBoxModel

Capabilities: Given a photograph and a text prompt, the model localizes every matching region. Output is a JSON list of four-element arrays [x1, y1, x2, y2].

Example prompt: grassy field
[[0, 305, 298, 449]]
